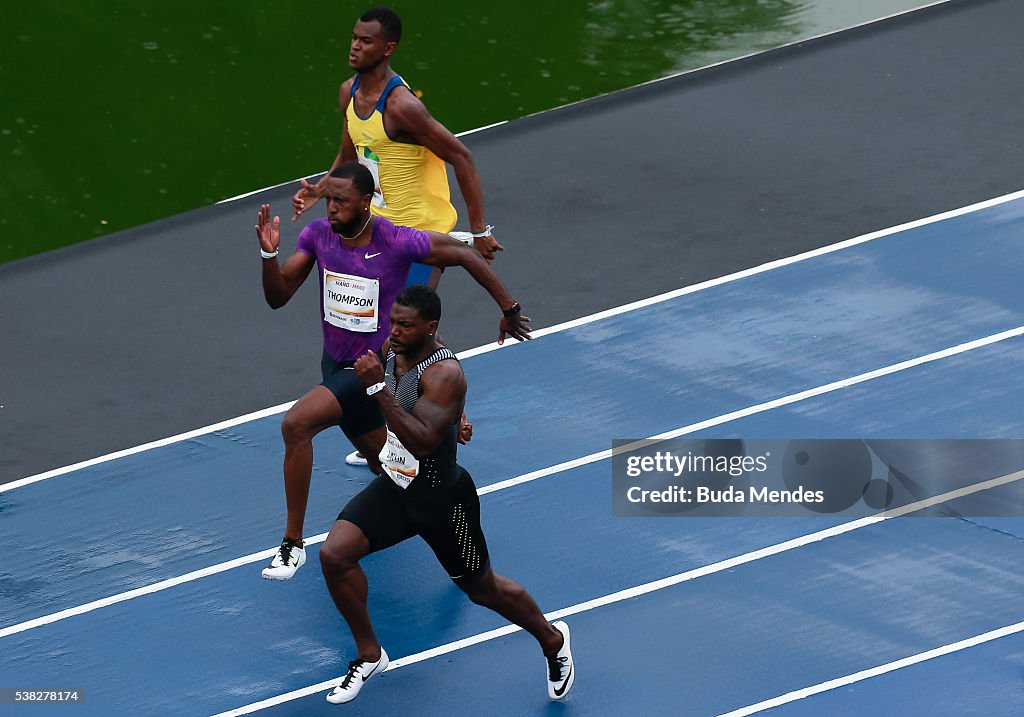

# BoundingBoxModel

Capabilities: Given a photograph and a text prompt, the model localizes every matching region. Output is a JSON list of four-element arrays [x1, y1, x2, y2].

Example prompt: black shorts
[[320, 351, 386, 439], [339, 467, 491, 584]]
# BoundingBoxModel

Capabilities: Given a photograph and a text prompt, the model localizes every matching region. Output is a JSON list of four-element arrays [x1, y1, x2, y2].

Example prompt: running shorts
[[320, 350, 386, 438], [339, 466, 491, 584]]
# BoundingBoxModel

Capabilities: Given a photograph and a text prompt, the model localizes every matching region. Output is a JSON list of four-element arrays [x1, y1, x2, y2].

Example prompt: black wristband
[[502, 302, 521, 318]]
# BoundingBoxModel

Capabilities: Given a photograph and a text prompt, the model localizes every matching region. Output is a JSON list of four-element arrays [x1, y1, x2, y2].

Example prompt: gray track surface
[[2, 0, 1022, 483]]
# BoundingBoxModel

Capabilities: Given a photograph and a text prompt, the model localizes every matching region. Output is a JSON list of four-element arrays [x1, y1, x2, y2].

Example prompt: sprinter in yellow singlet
[[292, 6, 502, 289], [292, 7, 494, 467]]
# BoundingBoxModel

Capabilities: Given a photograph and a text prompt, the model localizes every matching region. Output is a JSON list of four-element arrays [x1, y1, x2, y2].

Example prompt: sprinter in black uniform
[[319, 285, 575, 704]]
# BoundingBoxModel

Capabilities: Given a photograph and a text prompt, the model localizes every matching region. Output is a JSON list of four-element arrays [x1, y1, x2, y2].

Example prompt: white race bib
[[357, 149, 387, 209], [322, 269, 379, 333], [380, 429, 420, 489]]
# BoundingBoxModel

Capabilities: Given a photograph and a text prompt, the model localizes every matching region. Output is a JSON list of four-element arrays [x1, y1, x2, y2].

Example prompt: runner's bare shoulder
[[338, 77, 356, 109]]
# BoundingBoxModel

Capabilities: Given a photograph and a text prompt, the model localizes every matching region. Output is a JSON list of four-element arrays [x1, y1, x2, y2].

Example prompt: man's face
[[324, 176, 369, 236], [389, 303, 437, 355], [349, 20, 394, 72]]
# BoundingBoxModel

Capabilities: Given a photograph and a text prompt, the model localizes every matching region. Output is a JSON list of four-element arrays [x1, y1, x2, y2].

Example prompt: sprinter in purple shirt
[[256, 162, 530, 580]]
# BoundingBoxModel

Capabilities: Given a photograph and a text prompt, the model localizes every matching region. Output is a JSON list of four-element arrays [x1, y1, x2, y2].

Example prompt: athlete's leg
[[279, 386, 344, 542], [319, 520, 381, 660], [458, 568, 562, 652], [323, 476, 415, 658], [416, 468, 561, 653], [458, 567, 575, 698], [404, 262, 436, 290], [425, 266, 442, 290], [333, 356, 387, 473]]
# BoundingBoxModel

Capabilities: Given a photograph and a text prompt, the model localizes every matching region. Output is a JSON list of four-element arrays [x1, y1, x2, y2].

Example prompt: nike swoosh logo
[[365, 252, 382, 259], [553, 664, 572, 697], [362, 661, 382, 682]]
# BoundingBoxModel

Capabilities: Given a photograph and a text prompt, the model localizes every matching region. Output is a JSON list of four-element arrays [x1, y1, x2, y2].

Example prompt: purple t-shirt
[[296, 216, 430, 362]]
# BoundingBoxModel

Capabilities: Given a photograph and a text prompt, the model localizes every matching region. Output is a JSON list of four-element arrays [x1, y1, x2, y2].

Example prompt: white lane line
[[210, 468, 1024, 716], [3, 325, 1021, 640], [1, 403, 295, 494], [0, 545, 278, 639], [717, 619, 1024, 716], [479, 325, 1024, 495], [8, 186, 1024, 494]]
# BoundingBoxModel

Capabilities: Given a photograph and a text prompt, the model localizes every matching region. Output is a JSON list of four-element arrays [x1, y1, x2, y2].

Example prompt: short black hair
[[395, 284, 441, 322], [360, 6, 402, 43], [329, 162, 375, 197]]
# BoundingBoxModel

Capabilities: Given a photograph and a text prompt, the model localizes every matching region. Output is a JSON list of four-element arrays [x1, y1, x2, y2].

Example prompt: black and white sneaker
[[546, 621, 575, 700], [261, 539, 305, 580], [326, 647, 389, 704]]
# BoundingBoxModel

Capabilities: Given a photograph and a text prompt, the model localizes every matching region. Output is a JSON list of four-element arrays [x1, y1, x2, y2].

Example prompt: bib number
[[323, 270, 379, 332], [380, 429, 419, 489]]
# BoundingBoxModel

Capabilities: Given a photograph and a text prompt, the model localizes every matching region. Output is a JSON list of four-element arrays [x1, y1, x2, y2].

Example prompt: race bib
[[380, 429, 419, 489], [357, 147, 387, 208], [322, 269, 379, 332]]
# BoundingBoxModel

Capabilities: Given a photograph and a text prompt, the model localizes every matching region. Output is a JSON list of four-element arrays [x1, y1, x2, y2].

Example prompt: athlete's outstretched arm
[[386, 90, 503, 261], [257, 204, 315, 308], [421, 233, 531, 343], [354, 351, 465, 458]]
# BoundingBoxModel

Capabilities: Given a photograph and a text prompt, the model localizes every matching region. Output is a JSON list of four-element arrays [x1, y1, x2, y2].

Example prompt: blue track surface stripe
[[3, 463, 1020, 715], [236, 514, 1024, 716], [757, 626, 1024, 716], [3, 328, 1022, 640], [0, 468, 848, 715], [692, 335, 1024, 440], [3, 202, 1022, 630], [3, 200, 1024, 715]]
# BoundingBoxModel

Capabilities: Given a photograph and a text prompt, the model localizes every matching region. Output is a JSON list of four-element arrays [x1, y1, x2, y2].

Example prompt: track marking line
[[209, 468, 1024, 716], [480, 325, 1024, 495], [8, 188, 1024, 494], [3, 325, 1021, 640], [0, 546, 279, 640], [716, 619, 1024, 716]]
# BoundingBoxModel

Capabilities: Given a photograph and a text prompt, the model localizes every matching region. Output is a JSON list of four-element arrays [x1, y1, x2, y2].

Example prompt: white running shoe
[[546, 621, 575, 700], [345, 450, 369, 467], [261, 539, 306, 580], [326, 647, 389, 704]]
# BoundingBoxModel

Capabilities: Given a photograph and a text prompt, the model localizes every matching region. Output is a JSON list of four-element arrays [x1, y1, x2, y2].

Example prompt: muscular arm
[[420, 232, 530, 342], [422, 233, 512, 305], [262, 251, 315, 309], [359, 355, 466, 458], [331, 78, 358, 169], [386, 90, 494, 237], [258, 203, 316, 308]]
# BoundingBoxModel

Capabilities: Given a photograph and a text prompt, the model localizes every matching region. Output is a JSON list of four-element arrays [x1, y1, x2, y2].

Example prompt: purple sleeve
[[393, 225, 431, 262], [295, 223, 317, 258]]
